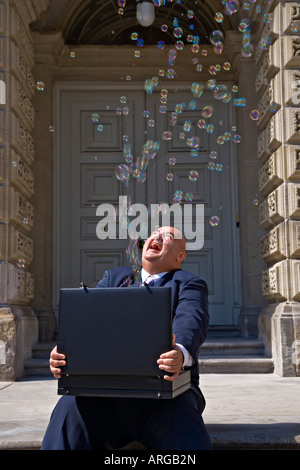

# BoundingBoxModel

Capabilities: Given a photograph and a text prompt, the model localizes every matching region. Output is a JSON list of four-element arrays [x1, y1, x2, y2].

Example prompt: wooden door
[[54, 84, 241, 325]]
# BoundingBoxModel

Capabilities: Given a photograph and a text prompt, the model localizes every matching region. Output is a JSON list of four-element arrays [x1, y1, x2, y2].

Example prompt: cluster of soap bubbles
[[32, 0, 278, 267], [115, 138, 160, 186]]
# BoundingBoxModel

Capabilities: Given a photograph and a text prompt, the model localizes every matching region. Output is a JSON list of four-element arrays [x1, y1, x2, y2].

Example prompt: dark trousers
[[41, 387, 212, 450]]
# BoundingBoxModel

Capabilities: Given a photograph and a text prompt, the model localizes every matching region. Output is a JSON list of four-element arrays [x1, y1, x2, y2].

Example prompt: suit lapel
[[154, 270, 177, 286]]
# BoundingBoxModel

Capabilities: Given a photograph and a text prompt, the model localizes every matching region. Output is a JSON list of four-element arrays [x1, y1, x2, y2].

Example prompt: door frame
[[53, 81, 242, 323]]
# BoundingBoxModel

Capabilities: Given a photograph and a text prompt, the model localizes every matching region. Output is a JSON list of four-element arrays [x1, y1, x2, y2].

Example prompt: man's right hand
[[49, 345, 66, 379]]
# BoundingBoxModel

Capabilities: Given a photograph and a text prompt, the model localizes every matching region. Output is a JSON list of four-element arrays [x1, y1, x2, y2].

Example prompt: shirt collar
[[141, 268, 169, 283]]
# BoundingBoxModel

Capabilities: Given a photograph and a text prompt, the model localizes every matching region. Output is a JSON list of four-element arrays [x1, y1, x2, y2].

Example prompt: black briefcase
[[57, 287, 191, 399]]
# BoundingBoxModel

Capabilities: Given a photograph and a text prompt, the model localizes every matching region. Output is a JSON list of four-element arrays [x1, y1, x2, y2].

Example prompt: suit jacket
[[96, 267, 209, 390]]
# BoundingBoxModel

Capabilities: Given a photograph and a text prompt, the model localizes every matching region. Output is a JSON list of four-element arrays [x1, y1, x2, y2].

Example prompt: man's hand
[[157, 334, 184, 381], [49, 345, 66, 379]]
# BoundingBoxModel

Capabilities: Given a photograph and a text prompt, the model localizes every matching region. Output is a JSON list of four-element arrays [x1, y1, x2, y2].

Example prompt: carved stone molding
[[261, 220, 300, 265], [286, 146, 300, 181], [10, 150, 34, 199], [287, 182, 300, 218], [281, 36, 300, 69], [260, 182, 300, 229], [259, 184, 285, 230], [10, 75, 35, 131], [10, 113, 35, 166], [0, 223, 7, 260], [259, 150, 284, 197], [286, 108, 300, 144], [260, 223, 286, 265], [10, 40, 35, 99], [257, 77, 280, 131], [255, 47, 280, 98], [8, 185, 34, 232], [282, 69, 300, 106], [261, 260, 288, 302], [0, 186, 6, 221], [0, 261, 34, 304], [8, 224, 33, 266], [282, 3, 300, 35], [262, 258, 300, 302]]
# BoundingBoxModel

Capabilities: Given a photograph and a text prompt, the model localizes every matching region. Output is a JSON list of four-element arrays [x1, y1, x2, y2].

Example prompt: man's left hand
[[157, 334, 184, 381]]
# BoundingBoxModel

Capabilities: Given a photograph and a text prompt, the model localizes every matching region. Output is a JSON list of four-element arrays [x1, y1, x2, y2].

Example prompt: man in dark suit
[[41, 227, 212, 450]]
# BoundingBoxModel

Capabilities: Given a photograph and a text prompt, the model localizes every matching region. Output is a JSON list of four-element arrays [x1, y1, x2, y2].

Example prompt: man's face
[[142, 227, 186, 273]]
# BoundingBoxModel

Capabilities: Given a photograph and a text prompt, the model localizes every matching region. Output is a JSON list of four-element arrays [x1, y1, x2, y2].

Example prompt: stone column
[[0, 0, 50, 380], [226, 31, 267, 337], [257, 2, 300, 376], [31, 31, 65, 342]]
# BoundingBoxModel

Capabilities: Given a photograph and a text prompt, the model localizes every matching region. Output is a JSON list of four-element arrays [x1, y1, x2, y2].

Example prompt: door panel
[[54, 85, 241, 325], [145, 88, 240, 324]]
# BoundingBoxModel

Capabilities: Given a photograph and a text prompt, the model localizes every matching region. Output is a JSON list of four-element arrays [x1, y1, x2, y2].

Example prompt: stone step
[[198, 337, 273, 373], [25, 338, 273, 376], [198, 356, 274, 374], [199, 337, 266, 357]]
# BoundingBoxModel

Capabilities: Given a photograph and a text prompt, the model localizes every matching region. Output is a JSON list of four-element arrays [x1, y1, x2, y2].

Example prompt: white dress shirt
[[141, 268, 193, 368]]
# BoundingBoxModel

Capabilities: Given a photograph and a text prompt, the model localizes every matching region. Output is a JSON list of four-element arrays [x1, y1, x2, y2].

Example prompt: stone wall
[[0, 0, 50, 380], [256, 2, 300, 376]]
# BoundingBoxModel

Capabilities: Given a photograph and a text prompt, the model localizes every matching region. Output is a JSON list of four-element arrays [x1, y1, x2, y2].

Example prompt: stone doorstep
[[24, 338, 274, 376], [1, 428, 299, 451]]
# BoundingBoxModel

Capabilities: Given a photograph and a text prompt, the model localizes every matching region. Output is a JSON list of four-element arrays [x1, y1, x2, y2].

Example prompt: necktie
[[144, 275, 155, 286]]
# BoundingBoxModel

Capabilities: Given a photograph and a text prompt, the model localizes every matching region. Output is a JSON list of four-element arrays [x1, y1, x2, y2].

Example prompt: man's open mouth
[[148, 240, 163, 252]]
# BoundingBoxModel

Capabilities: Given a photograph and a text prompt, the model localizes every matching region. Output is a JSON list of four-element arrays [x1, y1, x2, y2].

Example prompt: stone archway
[[1, 0, 300, 379]]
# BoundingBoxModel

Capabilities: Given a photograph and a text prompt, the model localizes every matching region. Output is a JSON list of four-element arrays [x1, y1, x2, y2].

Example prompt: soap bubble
[[166, 172, 174, 181], [202, 105, 214, 118], [186, 136, 200, 149], [175, 40, 184, 51], [115, 164, 129, 182], [197, 119, 206, 129], [188, 170, 199, 181], [173, 27, 183, 38], [224, 1, 240, 16], [233, 98, 247, 107], [97, 124, 104, 132], [91, 113, 100, 123], [168, 157, 176, 165], [209, 30, 224, 46], [36, 81, 45, 91], [209, 216, 220, 226], [184, 192, 193, 202], [162, 131, 172, 140], [183, 120, 192, 132], [250, 110, 260, 121], [166, 69, 176, 79], [215, 12, 224, 23], [172, 190, 183, 204], [233, 134, 241, 143], [17, 259, 26, 268], [213, 84, 229, 101]]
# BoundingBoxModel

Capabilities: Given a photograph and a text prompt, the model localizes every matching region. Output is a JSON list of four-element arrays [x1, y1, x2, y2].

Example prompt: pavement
[[0, 373, 300, 451]]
